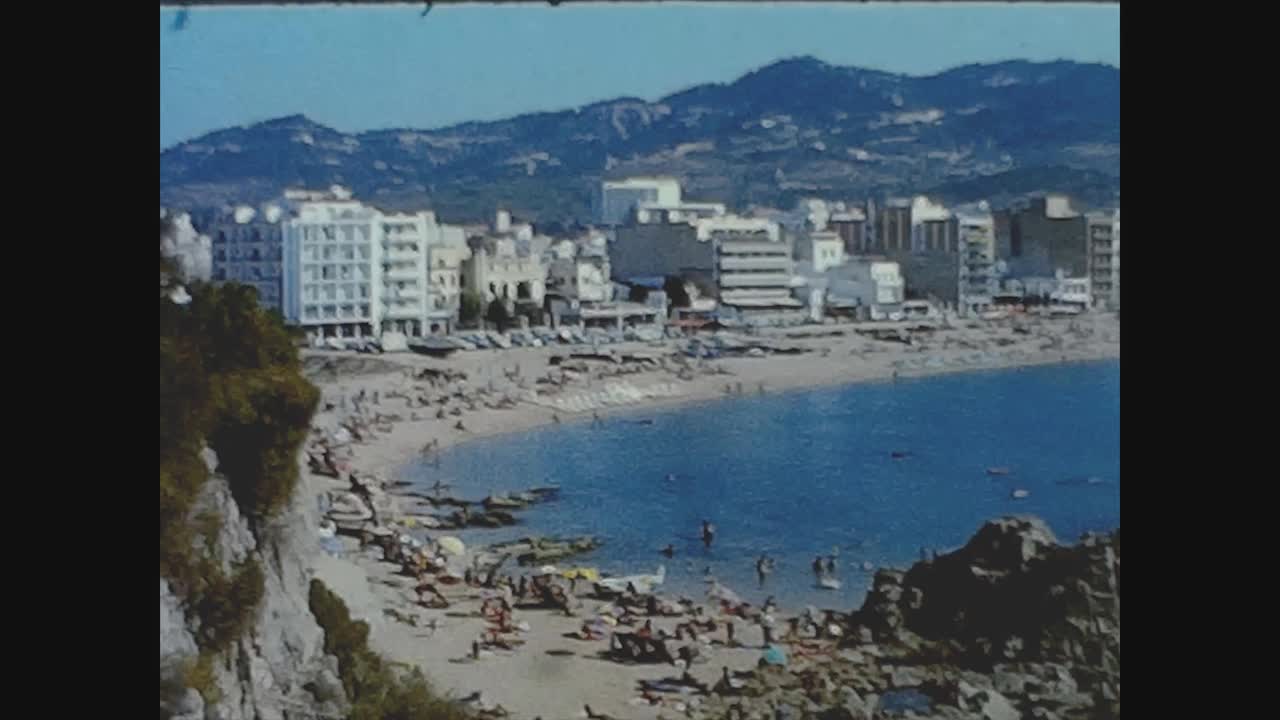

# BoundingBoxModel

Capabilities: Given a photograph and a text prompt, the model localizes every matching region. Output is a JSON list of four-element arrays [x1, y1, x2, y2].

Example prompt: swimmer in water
[[756, 554, 772, 587], [701, 520, 716, 549], [661, 544, 675, 558]]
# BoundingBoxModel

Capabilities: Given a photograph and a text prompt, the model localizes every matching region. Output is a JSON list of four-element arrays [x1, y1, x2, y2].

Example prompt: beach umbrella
[[762, 645, 788, 667], [436, 536, 466, 557], [538, 565, 559, 576]]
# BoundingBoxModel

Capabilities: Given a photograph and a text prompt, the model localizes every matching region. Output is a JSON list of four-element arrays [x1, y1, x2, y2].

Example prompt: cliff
[[159, 457, 346, 720]]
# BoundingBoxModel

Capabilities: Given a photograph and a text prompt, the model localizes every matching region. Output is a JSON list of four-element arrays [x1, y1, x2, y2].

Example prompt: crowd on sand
[[299, 313, 1121, 719]]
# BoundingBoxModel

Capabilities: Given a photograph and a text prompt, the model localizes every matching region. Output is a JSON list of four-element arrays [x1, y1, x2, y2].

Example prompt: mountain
[[160, 57, 1119, 222]]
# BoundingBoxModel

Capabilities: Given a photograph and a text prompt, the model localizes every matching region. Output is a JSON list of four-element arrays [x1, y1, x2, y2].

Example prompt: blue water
[[403, 360, 1120, 609]]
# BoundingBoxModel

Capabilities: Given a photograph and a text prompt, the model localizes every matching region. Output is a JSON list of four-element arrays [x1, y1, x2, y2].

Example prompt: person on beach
[[701, 520, 716, 549], [455, 419, 467, 432], [726, 619, 737, 647], [552, 413, 560, 424], [758, 382, 766, 395]]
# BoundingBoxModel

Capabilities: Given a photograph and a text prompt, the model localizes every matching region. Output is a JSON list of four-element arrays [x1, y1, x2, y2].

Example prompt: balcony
[[386, 287, 421, 300], [719, 256, 791, 271], [384, 269, 419, 282], [718, 272, 792, 288]]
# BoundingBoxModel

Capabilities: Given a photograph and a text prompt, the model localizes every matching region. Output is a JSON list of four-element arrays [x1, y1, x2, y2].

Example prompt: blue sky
[[160, 3, 1119, 150]]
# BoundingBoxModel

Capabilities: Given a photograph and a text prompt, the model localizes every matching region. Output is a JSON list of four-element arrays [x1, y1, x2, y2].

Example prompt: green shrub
[[192, 559, 266, 654], [309, 579, 470, 720]]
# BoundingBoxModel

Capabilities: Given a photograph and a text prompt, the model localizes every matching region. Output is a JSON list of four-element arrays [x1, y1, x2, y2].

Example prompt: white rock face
[[160, 469, 345, 720]]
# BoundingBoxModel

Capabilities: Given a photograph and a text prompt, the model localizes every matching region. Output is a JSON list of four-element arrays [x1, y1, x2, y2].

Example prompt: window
[[321, 266, 334, 280]]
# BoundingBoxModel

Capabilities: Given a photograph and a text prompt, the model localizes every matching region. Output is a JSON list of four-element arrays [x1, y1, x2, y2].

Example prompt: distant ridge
[[160, 57, 1119, 221]]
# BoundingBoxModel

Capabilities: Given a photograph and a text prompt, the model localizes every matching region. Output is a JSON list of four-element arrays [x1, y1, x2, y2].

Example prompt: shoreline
[[310, 318, 1120, 482], [303, 314, 1120, 719]]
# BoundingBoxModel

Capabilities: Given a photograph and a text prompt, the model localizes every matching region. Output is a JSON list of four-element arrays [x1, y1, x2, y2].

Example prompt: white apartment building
[[378, 212, 431, 337], [707, 216, 803, 324], [957, 209, 998, 317], [595, 177, 683, 226], [282, 198, 383, 341], [281, 194, 471, 340]]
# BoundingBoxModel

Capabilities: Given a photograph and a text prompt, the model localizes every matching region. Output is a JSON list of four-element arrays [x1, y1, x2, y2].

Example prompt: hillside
[[160, 57, 1119, 221]]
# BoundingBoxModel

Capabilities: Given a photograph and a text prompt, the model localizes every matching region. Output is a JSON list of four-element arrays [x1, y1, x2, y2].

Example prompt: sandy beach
[[303, 313, 1119, 719]]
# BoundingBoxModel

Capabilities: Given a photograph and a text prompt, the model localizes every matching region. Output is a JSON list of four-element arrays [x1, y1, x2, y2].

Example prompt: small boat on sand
[[986, 467, 1012, 476]]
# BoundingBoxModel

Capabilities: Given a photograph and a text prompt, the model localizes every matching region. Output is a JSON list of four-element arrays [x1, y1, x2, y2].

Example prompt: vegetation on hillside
[[162, 222, 467, 718], [310, 579, 469, 720], [161, 220, 319, 701]]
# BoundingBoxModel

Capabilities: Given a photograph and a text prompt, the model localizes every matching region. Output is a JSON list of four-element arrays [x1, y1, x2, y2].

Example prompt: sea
[[402, 359, 1120, 609]]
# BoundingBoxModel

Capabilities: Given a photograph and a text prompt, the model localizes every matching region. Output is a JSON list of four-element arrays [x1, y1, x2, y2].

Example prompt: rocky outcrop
[[688, 516, 1119, 720], [850, 517, 1119, 677], [160, 456, 347, 720]]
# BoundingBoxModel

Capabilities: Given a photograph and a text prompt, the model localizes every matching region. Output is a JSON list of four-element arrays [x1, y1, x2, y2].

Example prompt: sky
[[160, 3, 1119, 150]]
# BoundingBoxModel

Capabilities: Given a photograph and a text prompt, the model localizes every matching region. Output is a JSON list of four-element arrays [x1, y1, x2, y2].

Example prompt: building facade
[[461, 238, 547, 310], [956, 210, 998, 316], [594, 177, 683, 226], [1112, 208, 1120, 310], [709, 217, 803, 324], [208, 204, 286, 311], [610, 222, 716, 284], [828, 207, 868, 255], [424, 222, 470, 334], [796, 230, 846, 273], [281, 198, 382, 340], [1086, 211, 1119, 310], [1001, 194, 1090, 280]]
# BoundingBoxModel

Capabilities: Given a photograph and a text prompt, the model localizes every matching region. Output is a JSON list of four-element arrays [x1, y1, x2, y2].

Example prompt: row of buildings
[[176, 187, 660, 343], [597, 178, 1120, 321], [165, 177, 1119, 343]]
